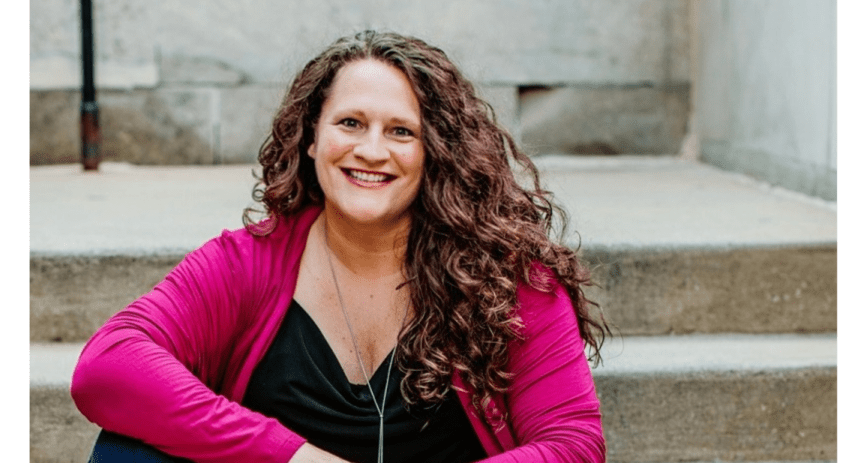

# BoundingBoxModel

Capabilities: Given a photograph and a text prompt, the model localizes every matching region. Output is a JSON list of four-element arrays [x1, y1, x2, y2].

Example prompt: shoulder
[[513, 262, 580, 343], [169, 205, 321, 297], [201, 205, 322, 263], [515, 263, 572, 316]]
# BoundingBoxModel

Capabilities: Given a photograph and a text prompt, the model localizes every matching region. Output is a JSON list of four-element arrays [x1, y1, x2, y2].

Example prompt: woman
[[72, 30, 610, 463]]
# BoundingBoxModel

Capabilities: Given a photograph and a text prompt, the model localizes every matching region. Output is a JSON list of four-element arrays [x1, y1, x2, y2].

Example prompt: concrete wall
[[30, 0, 691, 164], [693, 0, 836, 200]]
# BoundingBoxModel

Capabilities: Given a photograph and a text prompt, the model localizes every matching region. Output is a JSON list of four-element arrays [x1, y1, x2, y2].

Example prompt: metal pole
[[80, 0, 100, 170]]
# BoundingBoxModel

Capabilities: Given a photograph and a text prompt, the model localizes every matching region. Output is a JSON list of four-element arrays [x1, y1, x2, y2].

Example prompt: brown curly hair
[[244, 30, 610, 425]]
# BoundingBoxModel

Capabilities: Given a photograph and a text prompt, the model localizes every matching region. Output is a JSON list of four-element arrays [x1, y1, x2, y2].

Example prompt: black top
[[243, 299, 487, 463]]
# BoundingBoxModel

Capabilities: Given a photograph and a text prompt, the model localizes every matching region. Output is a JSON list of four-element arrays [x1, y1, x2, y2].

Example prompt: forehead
[[323, 59, 421, 120]]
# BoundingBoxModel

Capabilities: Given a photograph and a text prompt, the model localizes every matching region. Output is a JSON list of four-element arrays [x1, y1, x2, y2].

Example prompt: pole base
[[80, 102, 101, 171]]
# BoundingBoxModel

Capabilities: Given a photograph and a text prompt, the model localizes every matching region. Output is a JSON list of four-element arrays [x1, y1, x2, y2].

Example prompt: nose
[[352, 129, 389, 163]]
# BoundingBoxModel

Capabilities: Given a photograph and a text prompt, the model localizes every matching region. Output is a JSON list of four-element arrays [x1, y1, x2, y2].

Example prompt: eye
[[393, 127, 415, 137], [339, 118, 360, 128]]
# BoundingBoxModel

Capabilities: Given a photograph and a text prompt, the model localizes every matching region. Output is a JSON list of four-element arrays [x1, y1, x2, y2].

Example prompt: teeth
[[348, 170, 389, 183]]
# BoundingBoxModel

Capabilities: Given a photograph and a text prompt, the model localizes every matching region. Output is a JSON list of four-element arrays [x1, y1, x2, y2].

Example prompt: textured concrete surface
[[583, 246, 836, 335], [30, 0, 691, 163], [30, 163, 258, 255], [215, 84, 288, 164], [532, 156, 836, 251], [30, 246, 837, 342], [30, 385, 99, 463], [30, 334, 836, 387], [702, 140, 837, 202], [520, 86, 690, 155], [30, 0, 690, 88], [694, 0, 836, 200], [29, 158, 837, 341], [30, 255, 183, 342], [592, 335, 837, 462], [30, 334, 836, 462], [160, 55, 248, 86], [29, 163, 260, 341], [30, 343, 86, 387], [31, 90, 217, 165], [29, 91, 81, 165], [31, 157, 836, 255], [595, 334, 835, 374], [30, 83, 518, 165], [29, 0, 159, 90], [596, 368, 836, 462], [476, 84, 521, 144]]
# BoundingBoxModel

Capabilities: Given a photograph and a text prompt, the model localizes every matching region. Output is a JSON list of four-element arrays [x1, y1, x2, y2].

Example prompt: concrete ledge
[[583, 245, 836, 335], [702, 140, 837, 202], [31, 159, 837, 253], [29, 244, 837, 342], [520, 85, 689, 155], [30, 160, 837, 341], [597, 368, 836, 462], [30, 91, 218, 166], [593, 335, 837, 462], [30, 334, 836, 463], [532, 156, 836, 251], [595, 334, 835, 375], [31, 255, 183, 342], [30, 385, 98, 463]]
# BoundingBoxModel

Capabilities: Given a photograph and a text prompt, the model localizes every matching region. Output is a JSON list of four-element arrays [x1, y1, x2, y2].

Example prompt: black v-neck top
[[243, 299, 486, 463]]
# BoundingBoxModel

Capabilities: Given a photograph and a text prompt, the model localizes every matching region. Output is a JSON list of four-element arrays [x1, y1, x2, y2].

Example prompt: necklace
[[323, 220, 409, 463]]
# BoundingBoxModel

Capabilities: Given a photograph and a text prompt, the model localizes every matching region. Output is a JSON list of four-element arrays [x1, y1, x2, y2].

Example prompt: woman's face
[[308, 59, 425, 230]]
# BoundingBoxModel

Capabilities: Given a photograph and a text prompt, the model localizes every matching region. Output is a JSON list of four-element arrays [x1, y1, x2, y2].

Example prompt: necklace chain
[[323, 219, 408, 463]]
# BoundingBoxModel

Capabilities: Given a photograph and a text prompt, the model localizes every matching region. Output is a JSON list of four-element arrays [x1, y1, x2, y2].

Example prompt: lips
[[342, 168, 396, 185]]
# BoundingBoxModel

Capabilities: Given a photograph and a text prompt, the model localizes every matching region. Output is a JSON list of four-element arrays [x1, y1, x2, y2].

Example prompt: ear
[[307, 140, 316, 159]]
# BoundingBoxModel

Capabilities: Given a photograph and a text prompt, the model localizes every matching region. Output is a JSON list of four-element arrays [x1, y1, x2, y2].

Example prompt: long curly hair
[[244, 30, 610, 425]]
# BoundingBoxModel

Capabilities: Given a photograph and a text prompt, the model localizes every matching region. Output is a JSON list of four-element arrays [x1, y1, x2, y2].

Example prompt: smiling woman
[[309, 59, 425, 232], [71, 30, 611, 463]]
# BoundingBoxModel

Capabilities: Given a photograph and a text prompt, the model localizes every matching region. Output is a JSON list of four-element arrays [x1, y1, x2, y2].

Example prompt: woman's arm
[[480, 270, 606, 463], [71, 231, 305, 463]]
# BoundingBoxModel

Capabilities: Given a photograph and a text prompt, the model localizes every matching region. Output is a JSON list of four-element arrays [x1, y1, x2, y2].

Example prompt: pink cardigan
[[71, 206, 605, 463]]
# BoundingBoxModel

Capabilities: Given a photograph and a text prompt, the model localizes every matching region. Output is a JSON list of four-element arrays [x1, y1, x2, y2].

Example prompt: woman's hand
[[288, 443, 353, 463]]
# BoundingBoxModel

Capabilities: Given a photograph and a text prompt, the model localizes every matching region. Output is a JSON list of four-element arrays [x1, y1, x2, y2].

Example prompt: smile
[[342, 168, 396, 185]]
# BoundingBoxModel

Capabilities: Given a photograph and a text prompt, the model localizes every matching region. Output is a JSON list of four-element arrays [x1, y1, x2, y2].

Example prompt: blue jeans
[[88, 430, 192, 463]]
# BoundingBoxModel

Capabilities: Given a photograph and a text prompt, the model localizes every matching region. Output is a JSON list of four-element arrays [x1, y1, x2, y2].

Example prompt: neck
[[319, 207, 411, 279]]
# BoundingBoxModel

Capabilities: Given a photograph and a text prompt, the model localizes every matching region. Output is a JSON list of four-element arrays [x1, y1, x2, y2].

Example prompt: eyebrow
[[389, 116, 422, 129]]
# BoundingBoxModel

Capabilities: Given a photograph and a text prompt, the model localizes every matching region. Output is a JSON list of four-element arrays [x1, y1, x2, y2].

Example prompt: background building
[[30, 0, 834, 199]]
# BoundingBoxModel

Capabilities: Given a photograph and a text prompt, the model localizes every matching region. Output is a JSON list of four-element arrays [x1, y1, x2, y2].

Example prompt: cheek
[[406, 149, 425, 179], [327, 143, 355, 156], [311, 127, 353, 158], [315, 139, 354, 162], [394, 143, 425, 173]]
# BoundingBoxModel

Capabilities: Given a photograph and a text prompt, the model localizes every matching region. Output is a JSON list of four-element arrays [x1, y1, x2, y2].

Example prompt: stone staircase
[[30, 156, 837, 462]]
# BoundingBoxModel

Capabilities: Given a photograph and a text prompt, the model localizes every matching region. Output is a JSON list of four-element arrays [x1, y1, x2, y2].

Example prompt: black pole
[[80, 0, 100, 170]]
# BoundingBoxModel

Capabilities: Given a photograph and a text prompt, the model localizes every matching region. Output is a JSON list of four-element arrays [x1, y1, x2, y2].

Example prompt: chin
[[345, 208, 410, 227]]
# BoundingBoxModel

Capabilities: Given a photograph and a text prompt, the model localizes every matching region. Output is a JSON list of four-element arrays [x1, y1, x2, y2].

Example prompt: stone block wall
[[30, 0, 692, 164]]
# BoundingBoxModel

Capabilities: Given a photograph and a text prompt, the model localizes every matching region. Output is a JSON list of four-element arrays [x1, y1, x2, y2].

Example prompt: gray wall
[[30, 0, 691, 164], [693, 0, 836, 200]]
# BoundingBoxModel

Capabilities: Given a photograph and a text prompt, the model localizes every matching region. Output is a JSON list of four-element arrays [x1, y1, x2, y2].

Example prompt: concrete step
[[30, 157, 837, 342], [30, 334, 836, 463], [535, 156, 836, 337], [594, 334, 836, 462]]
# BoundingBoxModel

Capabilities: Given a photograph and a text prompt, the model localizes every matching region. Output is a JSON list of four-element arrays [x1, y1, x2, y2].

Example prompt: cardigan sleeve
[[70, 230, 306, 463], [479, 269, 606, 463]]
